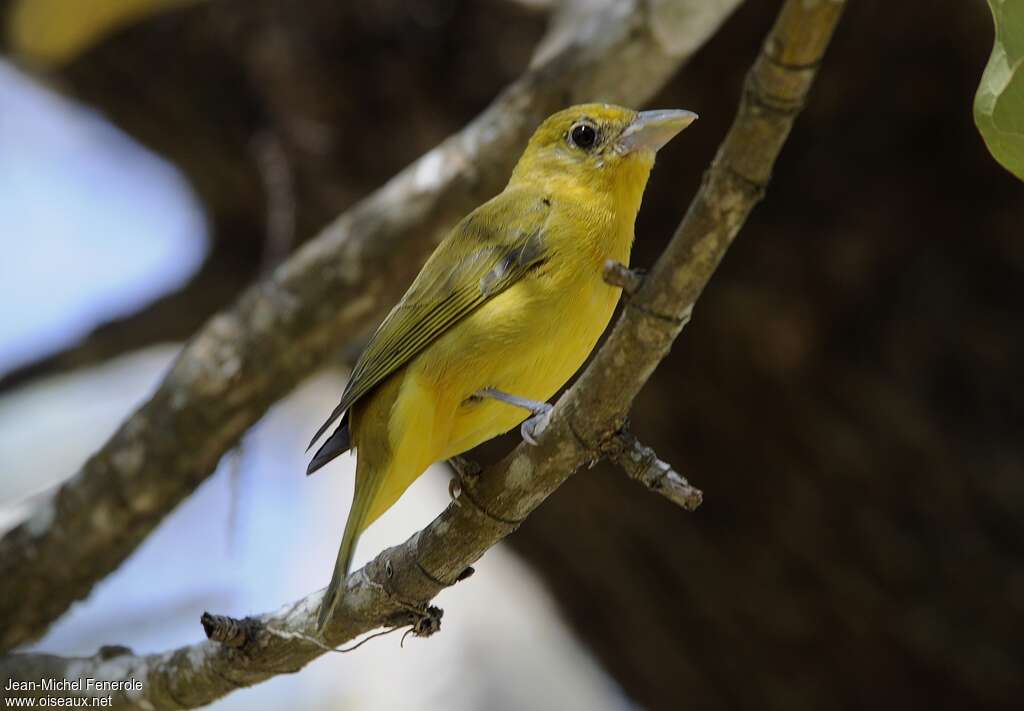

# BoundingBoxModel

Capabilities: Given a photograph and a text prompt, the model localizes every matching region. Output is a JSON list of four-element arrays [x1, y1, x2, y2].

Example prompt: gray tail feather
[[307, 402, 349, 452], [307, 418, 351, 476]]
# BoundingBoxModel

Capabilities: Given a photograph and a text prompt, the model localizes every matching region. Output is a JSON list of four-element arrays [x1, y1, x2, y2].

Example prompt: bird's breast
[[416, 253, 624, 458]]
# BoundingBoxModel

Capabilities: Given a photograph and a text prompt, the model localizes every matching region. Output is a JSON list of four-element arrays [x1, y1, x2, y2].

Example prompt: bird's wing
[[307, 191, 552, 451]]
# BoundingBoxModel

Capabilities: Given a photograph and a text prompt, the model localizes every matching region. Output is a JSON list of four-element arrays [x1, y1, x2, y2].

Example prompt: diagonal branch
[[0, 0, 744, 654], [0, 1, 845, 707]]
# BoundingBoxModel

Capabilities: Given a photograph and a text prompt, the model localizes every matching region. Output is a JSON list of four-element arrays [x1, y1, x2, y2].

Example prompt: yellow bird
[[308, 103, 695, 631]]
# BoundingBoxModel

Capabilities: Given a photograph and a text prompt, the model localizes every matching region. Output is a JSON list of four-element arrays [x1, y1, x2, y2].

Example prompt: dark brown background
[[2, 1, 1021, 709]]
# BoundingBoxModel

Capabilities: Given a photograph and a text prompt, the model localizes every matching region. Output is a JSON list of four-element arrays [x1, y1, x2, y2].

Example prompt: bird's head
[[509, 103, 696, 200]]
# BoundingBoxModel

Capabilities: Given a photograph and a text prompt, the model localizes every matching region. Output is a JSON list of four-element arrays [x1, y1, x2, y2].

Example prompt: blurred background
[[0, 0, 1022, 709]]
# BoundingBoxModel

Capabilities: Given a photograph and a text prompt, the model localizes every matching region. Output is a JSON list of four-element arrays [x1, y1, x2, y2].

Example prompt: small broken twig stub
[[201, 612, 263, 650], [603, 259, 646, 296], [609, 429, 703, 511]]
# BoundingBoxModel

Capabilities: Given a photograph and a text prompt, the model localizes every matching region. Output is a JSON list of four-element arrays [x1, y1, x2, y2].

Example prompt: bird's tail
[[307, 418, 351, 476], [316, 465, 382, 634]]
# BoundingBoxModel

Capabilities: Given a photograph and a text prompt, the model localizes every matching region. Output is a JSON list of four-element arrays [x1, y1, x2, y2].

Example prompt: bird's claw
[[448, 455, 482, 482], [520, 404, 553, 446], [448, 455, 484, 506], [448, 477, 462, 505], [472, 388, 553, 446]]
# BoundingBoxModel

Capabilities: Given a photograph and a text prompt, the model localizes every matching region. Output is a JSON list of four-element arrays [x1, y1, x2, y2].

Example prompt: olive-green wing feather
[[307, 191, 551, 472]]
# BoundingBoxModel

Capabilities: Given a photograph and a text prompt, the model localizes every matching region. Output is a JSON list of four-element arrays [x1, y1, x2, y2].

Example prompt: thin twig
[[251, 129, 297, 273], [264, 623, 403, 653], [609, 430, 702, 511]]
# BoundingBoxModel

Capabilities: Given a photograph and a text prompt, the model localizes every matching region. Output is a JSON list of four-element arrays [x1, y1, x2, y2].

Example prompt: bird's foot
[[474, 388, 554, 446], [520, 404, 553, 446]]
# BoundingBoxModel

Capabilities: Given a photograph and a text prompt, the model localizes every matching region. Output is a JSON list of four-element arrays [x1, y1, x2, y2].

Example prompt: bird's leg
[[475, 387, 554, 446]]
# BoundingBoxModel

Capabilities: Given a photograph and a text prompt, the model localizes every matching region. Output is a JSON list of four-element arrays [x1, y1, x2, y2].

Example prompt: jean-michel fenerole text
[[5, 677, 143, 692]]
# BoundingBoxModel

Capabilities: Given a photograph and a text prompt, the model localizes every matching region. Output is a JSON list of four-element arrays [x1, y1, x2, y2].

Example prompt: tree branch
[[0, 0, 744, 653], [0, 0, 845, 706], [608, 429, 703, 511]]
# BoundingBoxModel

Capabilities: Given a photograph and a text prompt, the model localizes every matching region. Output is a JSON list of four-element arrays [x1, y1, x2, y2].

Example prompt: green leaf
[[975, 0, 1024, 181]]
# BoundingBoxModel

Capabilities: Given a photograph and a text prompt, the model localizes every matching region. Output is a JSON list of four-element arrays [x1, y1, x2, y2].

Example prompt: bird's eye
[[569, 122, 598, 150]]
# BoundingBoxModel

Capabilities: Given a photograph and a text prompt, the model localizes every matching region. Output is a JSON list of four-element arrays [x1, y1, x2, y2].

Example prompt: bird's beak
[[617, 109, 698, 154]]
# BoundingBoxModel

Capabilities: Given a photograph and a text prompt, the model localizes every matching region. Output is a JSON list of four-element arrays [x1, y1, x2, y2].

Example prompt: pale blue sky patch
[[0, 60, 207, 374]]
